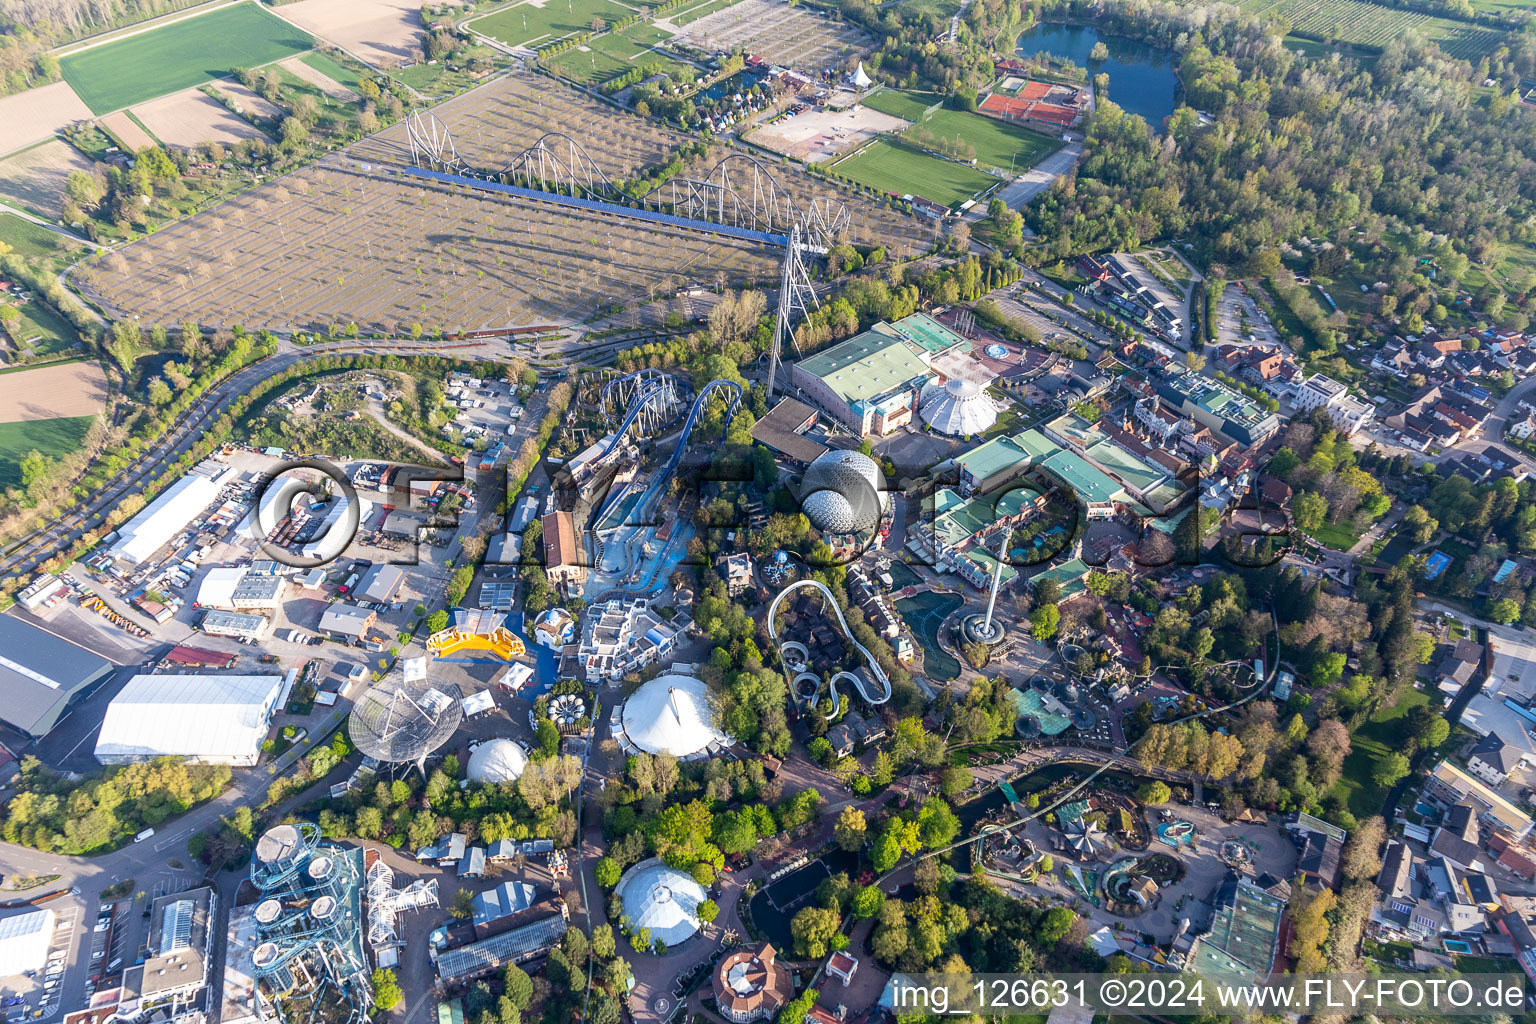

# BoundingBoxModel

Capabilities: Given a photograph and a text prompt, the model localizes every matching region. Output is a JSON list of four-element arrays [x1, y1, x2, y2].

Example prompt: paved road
[[995, 142, 1082, 209]]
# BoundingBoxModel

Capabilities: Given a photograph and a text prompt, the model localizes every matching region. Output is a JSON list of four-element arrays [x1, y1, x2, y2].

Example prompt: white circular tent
[[799, 449, 886, 535], [920, 378, 998, 436], [618, 674, 732, 759], [617, 859, 707, 948], [466, 738, 528, 784]]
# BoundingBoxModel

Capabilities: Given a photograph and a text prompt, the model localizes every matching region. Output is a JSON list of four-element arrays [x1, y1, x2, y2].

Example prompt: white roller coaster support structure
[[767, 226, 819, 402], [365, 860, 439, 948], [767, 578, 891, 707]]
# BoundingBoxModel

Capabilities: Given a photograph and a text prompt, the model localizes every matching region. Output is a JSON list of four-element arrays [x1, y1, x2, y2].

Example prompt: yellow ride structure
[[426, 625, 527, 661]]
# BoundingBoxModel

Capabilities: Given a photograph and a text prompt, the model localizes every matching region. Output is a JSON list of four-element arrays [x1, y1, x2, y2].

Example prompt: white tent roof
[[110, 471, 224, 564], [920, 378, 998, 436], [0, 908, 54, 978], [620, 674, 731, 758], [95, 674, 283, 764], [617, 860, 706, 947], [852, 62, 872, 88], [197, 566, 248, 608], [461, 690, 496, 717], [466, 738, 528, 784]]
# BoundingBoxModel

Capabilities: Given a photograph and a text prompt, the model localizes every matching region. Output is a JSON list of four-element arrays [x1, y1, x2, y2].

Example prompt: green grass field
[[1331, 684, 1431, 820], [861, 87, 941, 122], [0, 214, 71, 261], [832, 138, 999, 208], [301, 51, 364, 93], [60, 2, 314, 114], [0, 415, 96, 488], [470, 0, 640, 50], [8, 300, 79, 356], [864, 88, 1059, 175], [546, 29, 698, 85]]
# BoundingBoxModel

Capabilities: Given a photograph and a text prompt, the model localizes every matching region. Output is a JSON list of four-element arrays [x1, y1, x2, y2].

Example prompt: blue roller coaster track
[[594, 369, 687, 463], [633, 379, 742, 526]]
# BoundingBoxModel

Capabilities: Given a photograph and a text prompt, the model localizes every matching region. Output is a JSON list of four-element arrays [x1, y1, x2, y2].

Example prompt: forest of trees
[[1029, 0, 1536, 321]]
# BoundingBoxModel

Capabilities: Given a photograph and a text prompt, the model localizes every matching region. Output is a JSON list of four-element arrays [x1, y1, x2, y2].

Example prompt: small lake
[[1015, 23, 1179, 130]]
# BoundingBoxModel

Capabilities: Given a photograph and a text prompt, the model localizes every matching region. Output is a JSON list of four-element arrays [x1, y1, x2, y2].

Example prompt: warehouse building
[[357, 565, 405, 604], [95, 674, 283, 766], [790, 314, 967, 436], [200, 610, 270, 641], [0, 908, 55, 978], [0, 615, 116, 738], [198, 568, 287, 611], [108, 462, 234, 566], [319, 604, 378, 643]]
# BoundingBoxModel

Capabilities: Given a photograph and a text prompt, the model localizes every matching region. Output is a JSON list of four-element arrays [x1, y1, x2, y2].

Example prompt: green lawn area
[[1331, 684, 1432, 820], [862, 88, 1059, 176], [0, 214, 71, 261], [861, 87, 941, 122], [470, 0, 639, 50], [1307, 520, 1364, 552], [9, 299, 79, 356], [60, 2, 314, 114], [547, 30, 698, 86], [621, 21, 674, 45], [831, 138, 998, 209], [0, 415, 96, 488], [301, 51, 364, 93]]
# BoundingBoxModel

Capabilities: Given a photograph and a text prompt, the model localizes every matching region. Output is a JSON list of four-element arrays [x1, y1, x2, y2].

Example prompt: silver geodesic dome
[[800, 449, 885, 534]]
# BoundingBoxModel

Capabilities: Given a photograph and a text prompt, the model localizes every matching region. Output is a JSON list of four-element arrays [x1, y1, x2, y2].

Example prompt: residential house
[[1468, 732, 1530, 787]]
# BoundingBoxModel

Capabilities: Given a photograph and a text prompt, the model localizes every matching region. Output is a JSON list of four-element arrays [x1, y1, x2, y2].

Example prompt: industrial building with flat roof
[[790, 314, 966, 436], [0, 615, 116, 738], [108, 461, 233, 566], [0, 907, 55, 978], [201, 609, 270, 641], [95, 674, 284, 766]]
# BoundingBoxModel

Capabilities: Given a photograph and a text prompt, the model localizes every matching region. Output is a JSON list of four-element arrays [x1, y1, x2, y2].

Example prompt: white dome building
[[466, 738, 528, 784], [920, 378, 998, 436], [617, 859, 708, 948], [799, 449, 886, 535], [618, 674, 732, 759]]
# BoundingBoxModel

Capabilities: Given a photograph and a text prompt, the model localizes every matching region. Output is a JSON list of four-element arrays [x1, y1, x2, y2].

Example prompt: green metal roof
[[888, 312, 967, 354], [964, 547, 1018, 585], [1041, 450, 1124, 504], [956, 435, 1033, 486], [795, 324, 930, 406], [1012, 429, 1060, 461], [1085, 437, 1167, 494], [1030, 556, 1090, 598]]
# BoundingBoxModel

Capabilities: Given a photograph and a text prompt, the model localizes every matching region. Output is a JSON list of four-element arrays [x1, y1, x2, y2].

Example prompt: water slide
[[767, 578, 891, 707]]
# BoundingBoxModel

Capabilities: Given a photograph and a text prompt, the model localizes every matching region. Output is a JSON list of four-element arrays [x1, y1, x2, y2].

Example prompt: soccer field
[[831, 138, 998, 209], [60, 3, 314, 115], [0, 415, 96, 488], [470, 0, 641, 50], [864, 88, 1059, 175]]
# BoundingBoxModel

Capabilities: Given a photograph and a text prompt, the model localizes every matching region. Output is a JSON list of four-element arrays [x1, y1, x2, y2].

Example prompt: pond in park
[[748, 847, 859, 950], [1015, 23, 1180, 129]]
